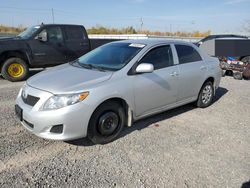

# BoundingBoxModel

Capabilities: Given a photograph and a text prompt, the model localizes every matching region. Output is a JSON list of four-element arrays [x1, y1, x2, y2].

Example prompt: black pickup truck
[[0, 24, 115, 81]]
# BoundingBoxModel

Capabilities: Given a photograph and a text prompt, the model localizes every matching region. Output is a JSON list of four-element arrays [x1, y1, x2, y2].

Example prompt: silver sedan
[[15, 39, 221, 144]]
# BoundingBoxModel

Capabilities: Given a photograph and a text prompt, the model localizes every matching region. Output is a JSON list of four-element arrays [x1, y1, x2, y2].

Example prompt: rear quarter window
[[175, 45, 202, 64]]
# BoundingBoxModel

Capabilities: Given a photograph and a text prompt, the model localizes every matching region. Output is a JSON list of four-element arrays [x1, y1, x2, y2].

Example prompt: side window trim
[[170, 43, 180, 65]]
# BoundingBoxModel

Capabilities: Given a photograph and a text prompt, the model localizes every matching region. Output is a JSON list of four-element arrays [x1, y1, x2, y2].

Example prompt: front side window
[[139, 45, 174, 70], [38, 27, 63, 43], [175, 45, 202, 64], [76, 43, 144, 71]]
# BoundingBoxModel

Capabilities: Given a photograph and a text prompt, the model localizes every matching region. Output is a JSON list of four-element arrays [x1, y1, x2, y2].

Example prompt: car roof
[[112, 39, 193, 46], [38, 24, 83, 27]]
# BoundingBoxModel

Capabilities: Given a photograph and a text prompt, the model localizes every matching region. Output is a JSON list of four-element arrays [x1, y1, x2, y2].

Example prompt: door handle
[[170, 72, 179, 76], [200, 66, 207, 70]]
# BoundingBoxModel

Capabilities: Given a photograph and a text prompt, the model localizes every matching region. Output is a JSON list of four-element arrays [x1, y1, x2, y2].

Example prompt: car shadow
[[213, 87, 228, 103], [68, 86, 228, 147]]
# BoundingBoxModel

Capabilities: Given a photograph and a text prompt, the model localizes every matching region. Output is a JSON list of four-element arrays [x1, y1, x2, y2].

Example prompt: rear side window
[[65, 26, 85, 40], [140, 45, 174, 70], [175, 45, 202, 64]]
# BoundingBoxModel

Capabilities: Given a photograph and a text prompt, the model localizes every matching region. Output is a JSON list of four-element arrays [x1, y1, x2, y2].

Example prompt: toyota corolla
[[15, 40, 221, 144]]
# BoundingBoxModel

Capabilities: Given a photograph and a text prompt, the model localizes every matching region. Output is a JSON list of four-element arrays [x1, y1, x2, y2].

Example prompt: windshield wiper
[[72, 60, 93, 69], [78, 62, 107, 72], [91, 65, 107, 72], [80, 63, 94, 69]]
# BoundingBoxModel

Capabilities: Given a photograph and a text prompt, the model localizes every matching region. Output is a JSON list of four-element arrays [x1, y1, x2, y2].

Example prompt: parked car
[[15, 39, 221, 144], [196, 34, 248, 46], [0, 24, 115, 82]]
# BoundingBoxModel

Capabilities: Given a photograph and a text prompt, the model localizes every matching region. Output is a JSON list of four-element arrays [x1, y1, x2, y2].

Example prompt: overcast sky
[[0, 0, 250, 34]]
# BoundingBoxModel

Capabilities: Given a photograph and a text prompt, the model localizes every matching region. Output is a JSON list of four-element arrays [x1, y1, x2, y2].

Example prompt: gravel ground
[[0, 76, 249, 188]]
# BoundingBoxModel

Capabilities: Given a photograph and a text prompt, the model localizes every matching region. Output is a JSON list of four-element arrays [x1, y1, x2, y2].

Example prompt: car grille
[[22, 95, 40, 106]]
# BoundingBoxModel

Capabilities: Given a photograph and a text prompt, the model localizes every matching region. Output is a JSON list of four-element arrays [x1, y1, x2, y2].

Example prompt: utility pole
[[169, 24, 172, 37], [140, 17, 143, 33], [51, 8, 55, 23]]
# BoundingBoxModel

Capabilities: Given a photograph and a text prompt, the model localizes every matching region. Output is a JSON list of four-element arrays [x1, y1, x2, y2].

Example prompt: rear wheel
[[87, 101, 125, 144], [241, 56, 250, 63], [196, 81, 214, 108], [1, 58, 29, 82], [233, 71, 243, 80]]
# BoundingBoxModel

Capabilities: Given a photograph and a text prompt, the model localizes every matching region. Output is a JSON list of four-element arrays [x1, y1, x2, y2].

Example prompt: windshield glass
[[77, 42, 145, 71], [18, 26, 40, 39]]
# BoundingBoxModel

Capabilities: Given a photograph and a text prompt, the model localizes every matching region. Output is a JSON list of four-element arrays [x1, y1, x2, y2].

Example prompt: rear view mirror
[[136, 63, 154, 73]]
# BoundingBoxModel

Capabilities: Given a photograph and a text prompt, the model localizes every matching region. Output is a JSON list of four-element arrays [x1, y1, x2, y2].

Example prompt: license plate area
[[15, 105, 23, 121]]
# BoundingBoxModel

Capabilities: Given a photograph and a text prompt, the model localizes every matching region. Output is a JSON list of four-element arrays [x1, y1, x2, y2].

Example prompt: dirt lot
[[0, 76, 249, 188]]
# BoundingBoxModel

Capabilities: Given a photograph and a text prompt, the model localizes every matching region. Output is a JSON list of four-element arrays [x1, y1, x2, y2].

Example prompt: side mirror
[[36, 31, 47, 42], [135, 63, 154, 73]]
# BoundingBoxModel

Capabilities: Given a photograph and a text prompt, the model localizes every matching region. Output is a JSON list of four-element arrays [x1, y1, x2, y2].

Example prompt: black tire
[[222, 70, 226, 77], [196, 81, 214, 108], [240, 56, 250, 63], [1, 58, 29, 82], [87, 101, 125, 144], [233, 72, 243, 80]]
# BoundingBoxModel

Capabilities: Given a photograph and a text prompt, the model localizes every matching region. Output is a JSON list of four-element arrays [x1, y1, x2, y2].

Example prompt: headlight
[[41, 92, 89, 111]]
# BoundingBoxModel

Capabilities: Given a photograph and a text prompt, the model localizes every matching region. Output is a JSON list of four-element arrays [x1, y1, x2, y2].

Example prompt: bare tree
[[243, 20, 250, 33]]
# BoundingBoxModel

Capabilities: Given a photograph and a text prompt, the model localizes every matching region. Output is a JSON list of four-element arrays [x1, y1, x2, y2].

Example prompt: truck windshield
[[77, 43, 145, 71], [18, 26, 40, 39]]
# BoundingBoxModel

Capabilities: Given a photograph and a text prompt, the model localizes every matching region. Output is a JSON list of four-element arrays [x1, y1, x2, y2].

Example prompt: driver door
[[27, 26, 67, 66]]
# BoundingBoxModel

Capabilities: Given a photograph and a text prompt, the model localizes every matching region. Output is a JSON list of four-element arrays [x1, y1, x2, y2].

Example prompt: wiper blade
[[79, 63, 107, 72], [91, 65, 107, 72], [80, 63, 94, 69]]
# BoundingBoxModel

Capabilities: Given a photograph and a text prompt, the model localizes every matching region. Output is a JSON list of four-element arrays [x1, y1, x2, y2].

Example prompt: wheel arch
[[202, 76, 215, 94], [91, 97, 133, 127], [0, 50, 30, 70]]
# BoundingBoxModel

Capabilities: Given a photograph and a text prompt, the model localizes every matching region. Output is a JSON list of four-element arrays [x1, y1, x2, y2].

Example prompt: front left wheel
[[87, 101, 125, 144], [1, 58, 29, 82]]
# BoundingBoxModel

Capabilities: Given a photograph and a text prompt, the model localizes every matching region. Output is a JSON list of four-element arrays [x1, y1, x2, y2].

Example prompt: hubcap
[[7, 63, 24, 78], [202, 85, 212, 104], [98, 112, 119, 136]]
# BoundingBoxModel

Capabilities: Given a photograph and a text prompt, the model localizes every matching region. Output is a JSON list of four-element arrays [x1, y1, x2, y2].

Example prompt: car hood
[[27, 63, 113, 94]]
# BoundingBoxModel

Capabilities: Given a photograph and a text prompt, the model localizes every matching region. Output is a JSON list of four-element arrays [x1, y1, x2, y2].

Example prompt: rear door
[[174, 44, 207, 102], [133, 45, 179, 117], [63, 26, 90, 62]]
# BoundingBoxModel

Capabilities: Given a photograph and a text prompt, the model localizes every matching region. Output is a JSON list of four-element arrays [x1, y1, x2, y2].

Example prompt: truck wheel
[[87, 101, 125, 144], [233, 72, 243, 80], [1, 58, 29, 82], [196, 81, 214, 108]]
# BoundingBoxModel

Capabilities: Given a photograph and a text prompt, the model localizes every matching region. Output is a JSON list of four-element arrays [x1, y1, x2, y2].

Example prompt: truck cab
[[0, 24, 90, 82]]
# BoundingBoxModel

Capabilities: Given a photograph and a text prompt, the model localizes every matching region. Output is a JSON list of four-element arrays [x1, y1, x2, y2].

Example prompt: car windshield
[[76, 42, 145, 71], [18, 26, 40, 39]]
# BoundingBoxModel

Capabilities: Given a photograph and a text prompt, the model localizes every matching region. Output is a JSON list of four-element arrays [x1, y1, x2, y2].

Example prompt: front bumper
[[15, 85, 93, 141]]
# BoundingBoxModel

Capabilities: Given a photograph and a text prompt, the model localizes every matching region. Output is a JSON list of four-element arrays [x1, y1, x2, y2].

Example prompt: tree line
[[87, 25, 211, 37]]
